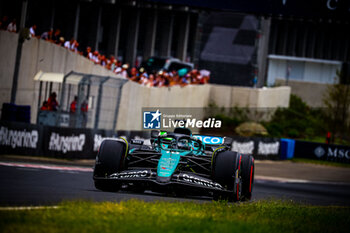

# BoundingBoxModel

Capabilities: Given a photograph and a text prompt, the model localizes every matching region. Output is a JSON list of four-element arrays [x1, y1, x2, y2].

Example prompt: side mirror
[[151, 130, 160, 138], [223, 137, 233, 149]]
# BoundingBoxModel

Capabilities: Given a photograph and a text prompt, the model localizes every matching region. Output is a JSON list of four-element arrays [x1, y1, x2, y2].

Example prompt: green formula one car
[[93, 128, 254, 201]]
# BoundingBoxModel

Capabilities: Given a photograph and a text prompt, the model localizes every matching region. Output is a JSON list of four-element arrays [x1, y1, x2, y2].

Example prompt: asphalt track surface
[[1, 162, 350, 207]]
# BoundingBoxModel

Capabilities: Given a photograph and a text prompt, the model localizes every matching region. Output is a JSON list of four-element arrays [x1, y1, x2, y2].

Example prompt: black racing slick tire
[[213, 151, 242, 202], [241, 155, 254, 201], [93, 139, 127, 191]]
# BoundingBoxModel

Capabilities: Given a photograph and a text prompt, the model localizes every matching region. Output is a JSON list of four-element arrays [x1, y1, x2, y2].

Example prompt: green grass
[[1, 200, 350, 233], [289, 158, 350, 168]]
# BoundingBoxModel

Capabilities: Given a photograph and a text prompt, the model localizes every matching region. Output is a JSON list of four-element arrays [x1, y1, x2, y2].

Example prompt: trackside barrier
[[230, 137, 280, 160], [294, 140, 350, 164], [0, 121, 279, 159], [0, 121, 151, 159], [1, 121, 350, 163], [0, 121, 43, 156], [280, 138, 295, 160], [1, 103, 31, 123]]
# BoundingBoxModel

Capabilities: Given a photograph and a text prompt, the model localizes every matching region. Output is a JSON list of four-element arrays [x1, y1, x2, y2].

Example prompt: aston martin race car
[[93, 128, 254, 201]]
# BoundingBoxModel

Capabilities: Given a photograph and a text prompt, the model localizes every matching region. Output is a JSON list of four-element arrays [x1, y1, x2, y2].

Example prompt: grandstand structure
[[1, 0, 349, 106]]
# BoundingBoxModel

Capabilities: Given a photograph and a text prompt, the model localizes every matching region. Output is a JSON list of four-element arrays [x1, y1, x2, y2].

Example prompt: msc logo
[[143, 110, 162, 129], [314, 146, 325, 158]]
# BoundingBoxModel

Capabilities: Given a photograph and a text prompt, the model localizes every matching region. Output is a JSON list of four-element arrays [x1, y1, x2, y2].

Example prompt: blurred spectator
[[138, 67, 148, 83], [47, 92, 59, 111], [146, 74, 155, 87], [40, 101, 49, 111], [29, 24, 37, 37], [57, 37, 65, 46], [92, 50, 100, 64], [41, 28, 53, 41], [70, 96, 78, 113], [112, 60, 118, 71], [114, 65, 122, 74], [7, 19, 17, 33], [85, 47, 93, 60], [52, 29, 61, 43], [326, 132, 331, 144], [11, 21, 211, 86], [155, 71, 166, 87], [70, 96, 88, 113], [100, 55, 107, 67], [168, 73, 179, 87], [129, 67, 139, 81], [64, 38, 75, 50], [72, 40, 79, 53], [107, 55, 116, 70], [121, 64, 129, 78], [199, 70, 210, 84], [0, 16, 9, 30], [81, 99, 88, 127], [163, 72, 171, 86], [81, 99, 88, 113]]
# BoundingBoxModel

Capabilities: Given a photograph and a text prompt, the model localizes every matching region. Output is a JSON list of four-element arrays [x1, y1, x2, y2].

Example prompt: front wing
[[93, 169, 233, 197]]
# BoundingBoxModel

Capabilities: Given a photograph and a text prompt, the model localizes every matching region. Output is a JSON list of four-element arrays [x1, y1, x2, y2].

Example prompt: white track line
[[0, 206, 59, 211], [0, 162, 93, 172], [255, 175, 309, 183], [255, 175, 350, 185], [1, 162, 348, 186]]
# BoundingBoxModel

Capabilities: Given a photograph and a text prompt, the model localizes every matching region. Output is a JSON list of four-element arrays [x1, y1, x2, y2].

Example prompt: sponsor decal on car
[[193, 135, 223, 145], [179, 174, 223, 189], [110, 170, 151, 179]]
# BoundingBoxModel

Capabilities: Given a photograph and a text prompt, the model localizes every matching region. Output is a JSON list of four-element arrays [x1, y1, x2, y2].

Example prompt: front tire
[[212, 151, 242, 202], [93, 139, 127, 191]]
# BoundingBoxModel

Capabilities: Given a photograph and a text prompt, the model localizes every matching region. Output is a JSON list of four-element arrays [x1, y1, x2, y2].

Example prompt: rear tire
[[241, 155, 254, 201], [93, 139, 127, 191], [213, 151, 242, 202]]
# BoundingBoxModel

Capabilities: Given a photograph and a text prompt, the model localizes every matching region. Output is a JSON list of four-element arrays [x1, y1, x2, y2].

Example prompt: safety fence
[[0, 121, 349, 163]]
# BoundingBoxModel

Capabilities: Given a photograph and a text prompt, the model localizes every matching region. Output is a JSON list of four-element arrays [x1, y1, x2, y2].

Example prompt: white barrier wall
[[0, 31, 17, 109], [116, 83, 290, 131], [275, 79, 328, 107], [0, 31, 122, 124], [116, 82, 212, 130], [0, 30, 291, 131], [209, 85, 291, 108]]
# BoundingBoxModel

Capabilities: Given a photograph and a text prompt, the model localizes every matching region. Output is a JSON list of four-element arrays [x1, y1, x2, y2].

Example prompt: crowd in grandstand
[[0, 16, 210, 87]]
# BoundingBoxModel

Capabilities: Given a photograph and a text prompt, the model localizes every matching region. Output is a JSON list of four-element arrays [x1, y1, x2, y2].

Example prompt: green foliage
[[208, 89, 349, 143], [263, 95, 327, 139], [0, 200, 349, 233], [206, 103, 250, 134], [322, 70, 350, 141]]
